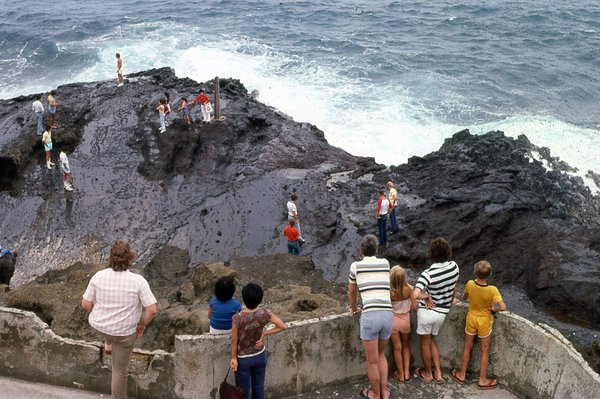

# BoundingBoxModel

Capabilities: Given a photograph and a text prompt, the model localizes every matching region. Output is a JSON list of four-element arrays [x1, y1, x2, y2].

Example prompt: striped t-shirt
[[349, 256, 392, 313], [415, 261, 459, 315]]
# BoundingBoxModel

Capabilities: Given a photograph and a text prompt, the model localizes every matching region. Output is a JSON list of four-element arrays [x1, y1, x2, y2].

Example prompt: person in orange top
[[451, 260, 506, 390], [282, 219, 301, 255]]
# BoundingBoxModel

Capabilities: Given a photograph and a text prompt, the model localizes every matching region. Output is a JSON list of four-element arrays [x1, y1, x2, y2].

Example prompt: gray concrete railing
[[0, 305, 598, 398]]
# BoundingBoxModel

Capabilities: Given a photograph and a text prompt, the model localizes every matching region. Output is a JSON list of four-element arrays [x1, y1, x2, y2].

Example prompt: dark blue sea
[[1, 0, 598, 187]]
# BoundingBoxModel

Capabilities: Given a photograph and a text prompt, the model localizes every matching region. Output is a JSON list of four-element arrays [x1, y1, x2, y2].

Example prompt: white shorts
[[416, 308, 447, 336]]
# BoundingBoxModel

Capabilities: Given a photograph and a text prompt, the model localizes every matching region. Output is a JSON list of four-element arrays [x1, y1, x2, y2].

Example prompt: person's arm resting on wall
[[136, 303, 157, 337]]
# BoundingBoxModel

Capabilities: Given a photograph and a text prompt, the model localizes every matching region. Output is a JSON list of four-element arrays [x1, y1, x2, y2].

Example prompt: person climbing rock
[[0, 245, 17, 287]]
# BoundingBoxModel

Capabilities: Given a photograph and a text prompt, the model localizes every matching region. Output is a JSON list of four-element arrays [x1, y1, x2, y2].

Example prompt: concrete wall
[[0, 305, 598, 398]]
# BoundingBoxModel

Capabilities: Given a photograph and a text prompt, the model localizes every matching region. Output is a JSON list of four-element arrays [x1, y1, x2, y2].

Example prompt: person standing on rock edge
[[287, 194, 306, 243], [387, 181, 399, 234], [81, 240, 157, 399], [412, 237, 459, 384], [376, 189, 390, 247], [32, 95, 44, 135], [348, 234, 393, 399], [59, 150, 73, 191], [157, 99, 167, 133], [116, 53, 124, 87], [190, 89, 211, 123], [282, 219, 301, 255], [0, 245, 17, 287], [41, 125, 55, 170], [47, 90, 58, 128]]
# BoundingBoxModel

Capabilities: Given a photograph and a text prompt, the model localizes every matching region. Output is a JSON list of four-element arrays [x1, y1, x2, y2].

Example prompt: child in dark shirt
[[208, 276, 242, 335]]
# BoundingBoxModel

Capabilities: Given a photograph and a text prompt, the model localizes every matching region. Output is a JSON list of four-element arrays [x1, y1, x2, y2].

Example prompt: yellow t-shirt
[[42, 130, 52, 145], [465, 280, 502, 317]]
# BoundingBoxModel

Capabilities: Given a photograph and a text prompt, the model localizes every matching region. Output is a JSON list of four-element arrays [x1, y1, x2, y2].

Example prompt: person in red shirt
[[190, 89, 212, 123], [282, 219, 301, 256]]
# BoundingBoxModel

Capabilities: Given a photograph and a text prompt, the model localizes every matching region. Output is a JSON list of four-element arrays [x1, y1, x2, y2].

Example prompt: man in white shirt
[[287, 194, 305, 243], [59, 151, 73, 191], [31, 96, 44, 135], [376, 189, 390, 247]]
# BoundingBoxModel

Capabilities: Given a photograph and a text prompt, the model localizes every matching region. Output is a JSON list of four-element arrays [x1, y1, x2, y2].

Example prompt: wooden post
[[214, 76, 221, 120]]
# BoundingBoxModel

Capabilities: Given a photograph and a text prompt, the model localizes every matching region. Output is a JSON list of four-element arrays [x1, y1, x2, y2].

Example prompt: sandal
[[450, 369, 465, 385], [415, 367, 433, 384], [433, 371, 445, 384], [478, 379, 498, 390], [393, 370, 404, 383]]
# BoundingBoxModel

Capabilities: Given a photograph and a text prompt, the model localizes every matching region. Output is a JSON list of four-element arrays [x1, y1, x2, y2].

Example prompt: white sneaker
[[46, 163, 53, 169], [117, 82, 124, 87], [49, 161, 55, 166], [64, 183, 73, 191]]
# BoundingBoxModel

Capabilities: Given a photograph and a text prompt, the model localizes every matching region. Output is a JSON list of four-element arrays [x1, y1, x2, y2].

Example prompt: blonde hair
[[387, 181, 395, 188], [390, 265, 409, 299], [474, 260, 492, 279]]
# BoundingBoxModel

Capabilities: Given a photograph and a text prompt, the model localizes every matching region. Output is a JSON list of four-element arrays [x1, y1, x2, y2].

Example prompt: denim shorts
[[360, 310, 393, 340], [44, 142, 52, 152], [48, 107, 56, 113]]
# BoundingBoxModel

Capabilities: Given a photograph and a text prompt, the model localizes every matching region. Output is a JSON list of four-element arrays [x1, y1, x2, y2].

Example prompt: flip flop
[[415, 367, 433, 384], [478, 379, 498, 390], [359, 388, 372, 398], [393, 370, 404, 383], [433, 373, 445, 384], [450, 369, 465, 385]]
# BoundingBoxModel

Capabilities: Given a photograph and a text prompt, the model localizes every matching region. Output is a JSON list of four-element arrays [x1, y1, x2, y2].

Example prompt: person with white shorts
[[412, 237, 459, 384]]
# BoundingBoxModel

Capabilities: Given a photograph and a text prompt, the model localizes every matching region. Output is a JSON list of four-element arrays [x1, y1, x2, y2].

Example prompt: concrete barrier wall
[[0, 305, 598, 398]]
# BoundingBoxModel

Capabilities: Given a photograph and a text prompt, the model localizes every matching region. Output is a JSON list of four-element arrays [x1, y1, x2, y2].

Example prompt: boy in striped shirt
[[412, 237, 459, 384]]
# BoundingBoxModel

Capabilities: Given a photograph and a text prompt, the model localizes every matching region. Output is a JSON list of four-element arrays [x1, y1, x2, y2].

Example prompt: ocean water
[[1, 0, 598, 190]]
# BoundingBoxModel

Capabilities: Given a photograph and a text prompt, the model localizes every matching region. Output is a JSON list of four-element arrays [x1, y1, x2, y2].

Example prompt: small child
[[157, 99, 166, 133], [451, 260, 506, 390], [389, 265, 416, 383], [41, 125, 55, 169], [208, 276, 242, 335], [230, 283, 287, 399], [178, 97, 191, 124]]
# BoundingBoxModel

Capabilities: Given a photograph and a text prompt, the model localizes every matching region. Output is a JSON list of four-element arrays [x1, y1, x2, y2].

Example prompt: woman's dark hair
[[428, 237, 452, 263], [164, 92, 170, 101], [182, 97, 188, 102], [290, 194, 297, 201], [241, 283, 263, 310], [160, 98, 166, 105], [108, 240, 136, 271], [215, 276, 236, 302], [360, 234, 379, 257]]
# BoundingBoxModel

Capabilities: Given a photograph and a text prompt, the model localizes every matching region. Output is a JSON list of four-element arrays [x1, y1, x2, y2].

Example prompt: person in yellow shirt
[[41, 125, 55, 170], [387, 181, 399, 234], [451, 260, 506, 390]]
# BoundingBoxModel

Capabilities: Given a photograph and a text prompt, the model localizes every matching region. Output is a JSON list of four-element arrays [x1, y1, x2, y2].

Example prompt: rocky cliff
[[0, 67, 598, 329]]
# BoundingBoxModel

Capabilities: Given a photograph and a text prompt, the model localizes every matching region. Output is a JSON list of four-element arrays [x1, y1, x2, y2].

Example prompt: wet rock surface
[[0, 68, 598, 352]]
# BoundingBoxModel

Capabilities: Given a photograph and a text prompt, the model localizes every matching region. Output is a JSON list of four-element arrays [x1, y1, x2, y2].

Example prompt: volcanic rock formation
[[0, 67, 599, 329]]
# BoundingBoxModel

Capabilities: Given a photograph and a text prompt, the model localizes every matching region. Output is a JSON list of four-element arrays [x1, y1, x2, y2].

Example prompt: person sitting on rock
[[451, 260, 506, 390], [0, 245, 17, 287], [282, 219, 301, 256], [208, 276, 242, 335]]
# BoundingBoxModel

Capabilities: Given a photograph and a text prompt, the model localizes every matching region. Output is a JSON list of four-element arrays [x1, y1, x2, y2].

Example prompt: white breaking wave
[[2, 22, 598, 193]]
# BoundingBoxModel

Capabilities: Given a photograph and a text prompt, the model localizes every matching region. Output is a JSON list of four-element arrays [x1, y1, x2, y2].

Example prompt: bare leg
[[458, 334, 476, 380], [419, 334, 434, 381], [479, 335, 493, 385], [431, 336, 444, 382], [363, 339, 382, 399], [377, 339, 389, 398], [400, 332, 411, 380], [390, 333, 403, 381]]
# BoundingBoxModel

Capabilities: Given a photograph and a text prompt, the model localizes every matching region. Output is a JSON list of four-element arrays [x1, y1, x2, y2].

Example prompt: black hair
[[182, 97, 188, 102], [44, 123, 52, 131], [290, 194, 297, 201], [360, 234, 378, 257], [214, 276, 236, 302], [164, 92, 170, 101], [241, 283, 263, 310], [199, 89, 205, 94], [428, 237, 452, 263], [159, 99, 166, 105], [50, 90, 57, 95], [378, 189, 385, 195]]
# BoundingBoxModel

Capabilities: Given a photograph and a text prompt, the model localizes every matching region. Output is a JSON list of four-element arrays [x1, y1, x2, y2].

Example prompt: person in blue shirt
[[0, 246, 17, 287], [208, 276, 242, 335]]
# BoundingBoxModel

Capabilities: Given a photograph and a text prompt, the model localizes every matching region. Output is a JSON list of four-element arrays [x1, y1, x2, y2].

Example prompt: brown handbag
[[219, 367, 244, 399]]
